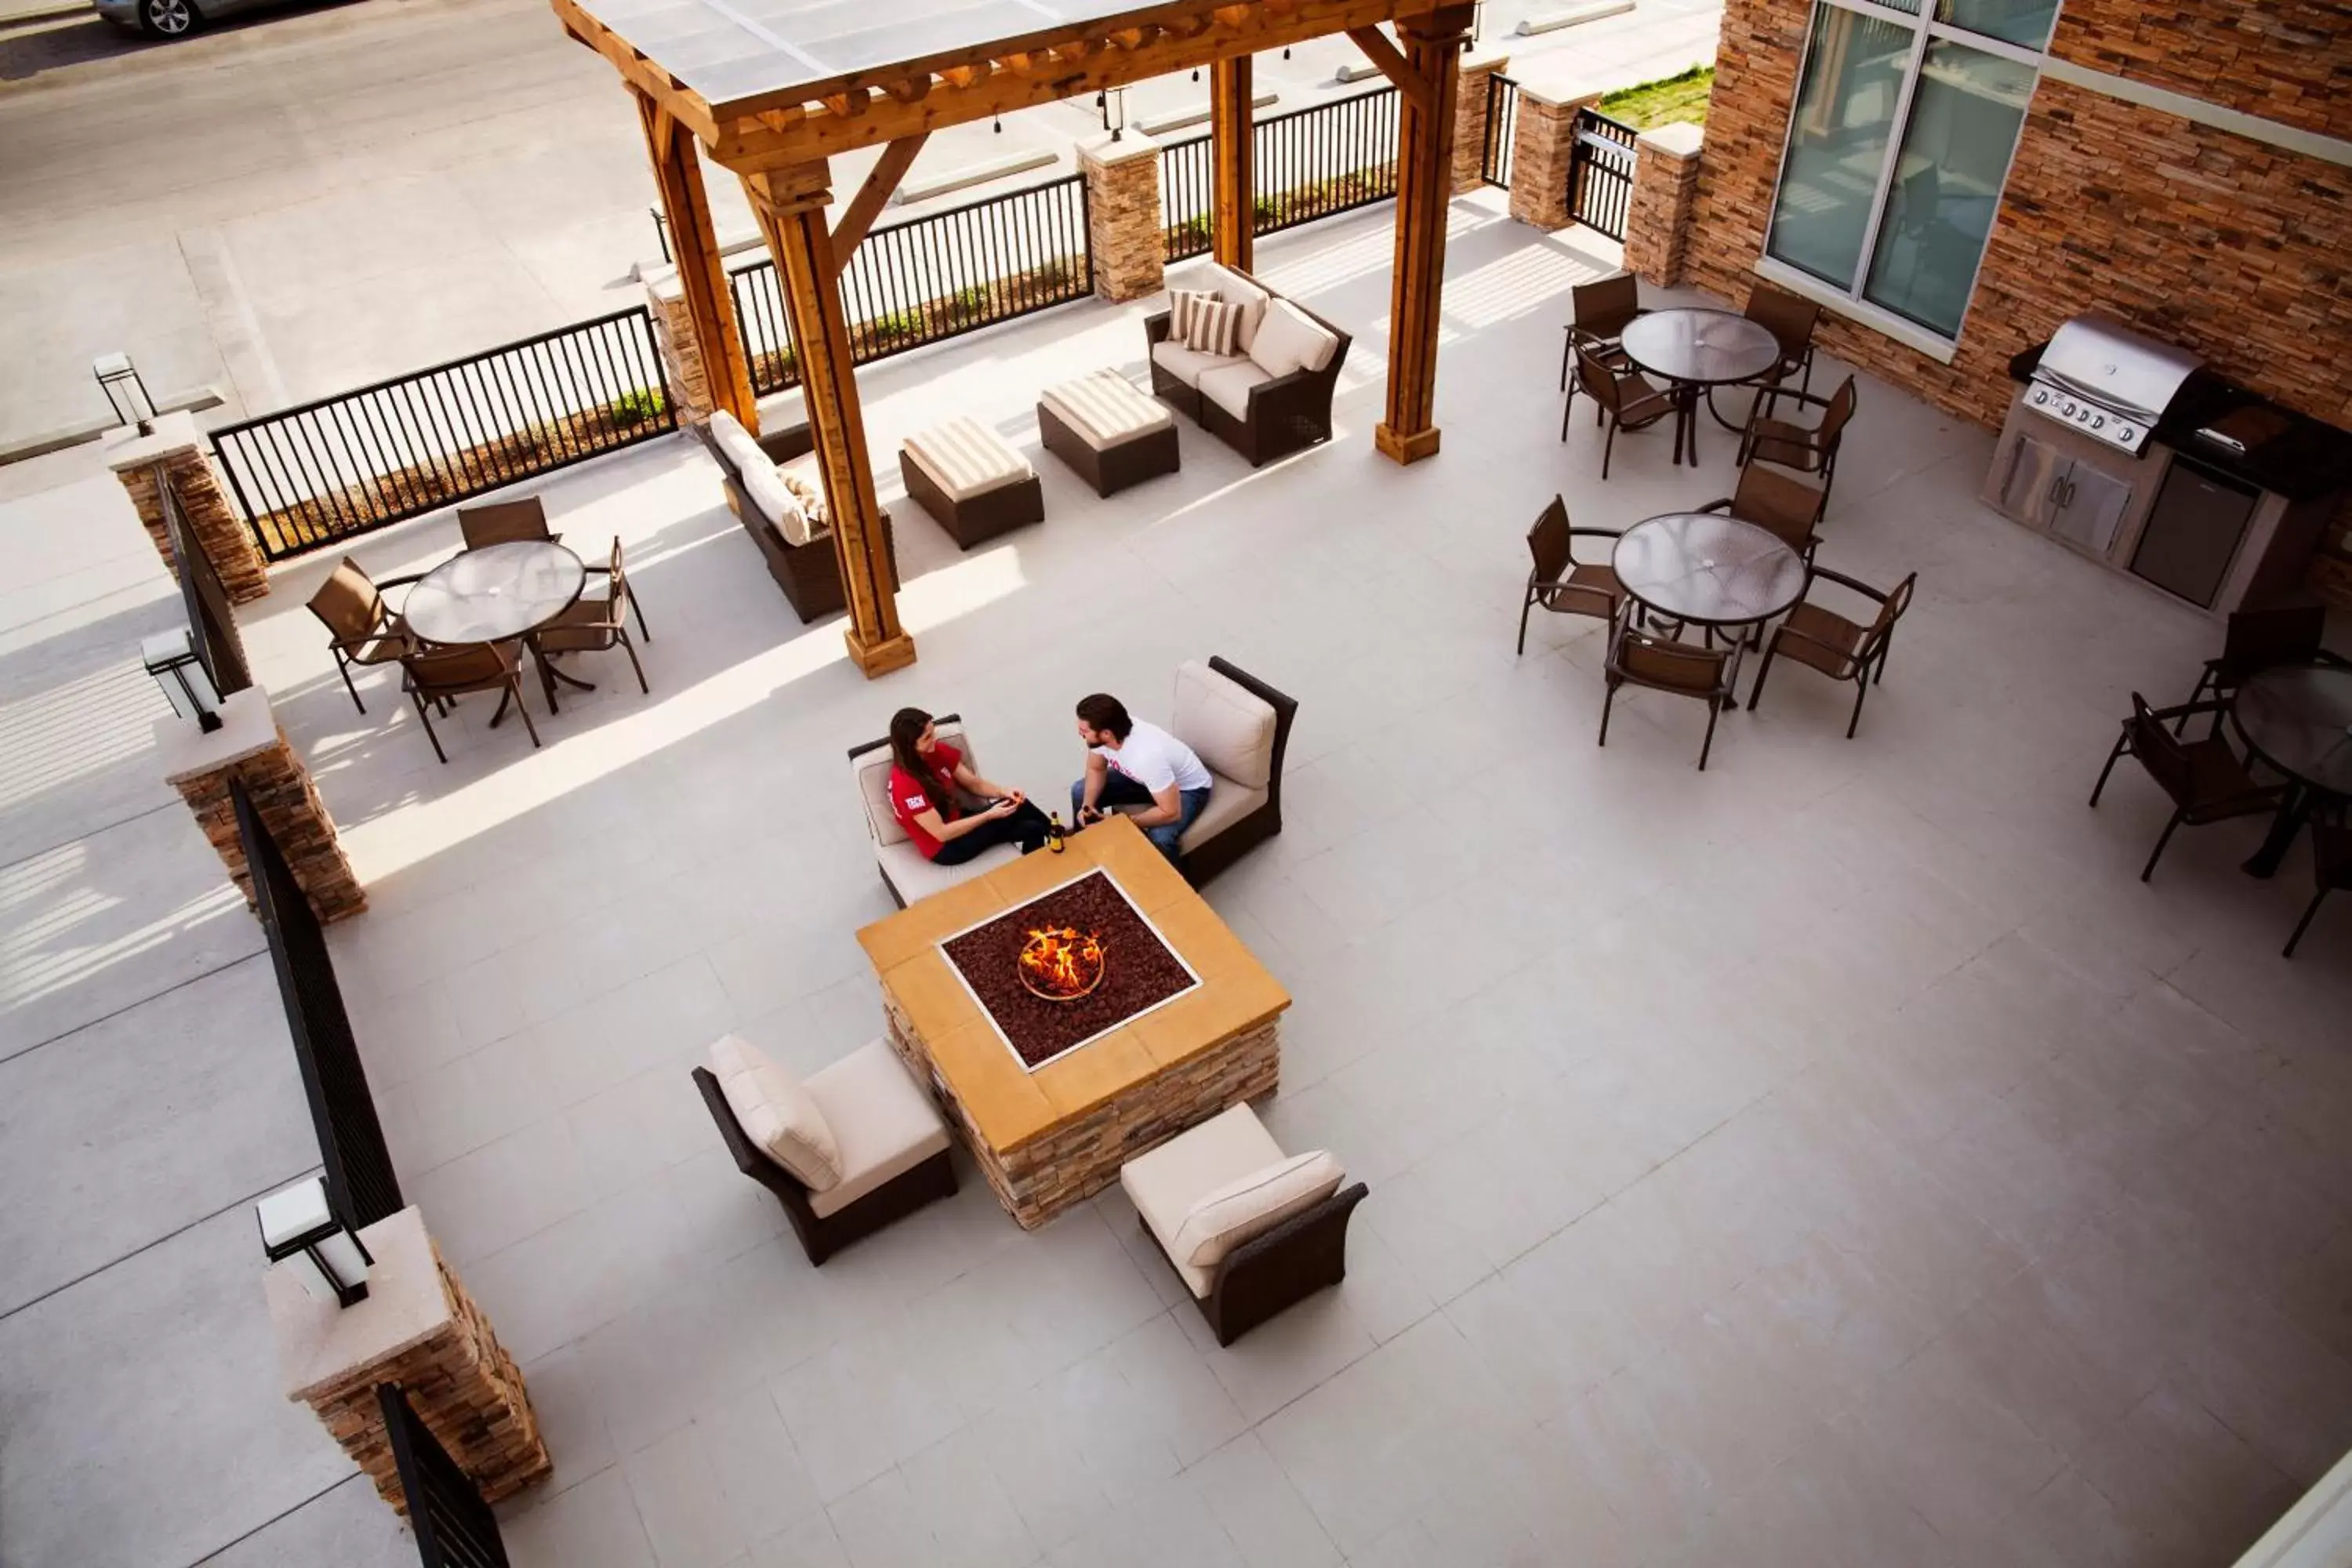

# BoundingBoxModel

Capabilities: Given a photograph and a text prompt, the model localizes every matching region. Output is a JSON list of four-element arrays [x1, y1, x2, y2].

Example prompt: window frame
[[1759, 0, 2054, 350]]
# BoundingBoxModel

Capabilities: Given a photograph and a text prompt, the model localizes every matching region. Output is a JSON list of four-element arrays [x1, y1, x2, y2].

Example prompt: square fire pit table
[[856, 815, 1288, 1229]]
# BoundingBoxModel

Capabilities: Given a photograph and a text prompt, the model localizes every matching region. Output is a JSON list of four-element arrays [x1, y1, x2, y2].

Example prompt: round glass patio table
[[1618, 308, 1782, 466], [1612, 511, 1808, 629], [405, 539, 585, 645], [2231, 663, 2352, 877]]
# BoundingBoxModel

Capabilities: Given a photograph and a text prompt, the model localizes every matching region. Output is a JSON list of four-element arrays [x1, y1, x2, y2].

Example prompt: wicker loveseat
[[699, 411, 898, 624], [1146, 263, 1350, 467]]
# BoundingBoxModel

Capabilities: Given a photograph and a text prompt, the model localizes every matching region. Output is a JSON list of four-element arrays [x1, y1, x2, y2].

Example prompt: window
[[1764, 0, 2053, 342]]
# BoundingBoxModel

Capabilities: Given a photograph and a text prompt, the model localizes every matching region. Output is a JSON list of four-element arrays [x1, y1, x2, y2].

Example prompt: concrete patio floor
[[45, 188, 2352, 1566]]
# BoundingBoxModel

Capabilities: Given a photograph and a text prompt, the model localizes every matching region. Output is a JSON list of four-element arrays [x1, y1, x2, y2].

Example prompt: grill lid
[[2034, 314, 2201, 426]]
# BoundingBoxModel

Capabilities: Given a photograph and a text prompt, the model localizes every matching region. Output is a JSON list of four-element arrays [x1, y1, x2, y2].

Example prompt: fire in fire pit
[[1018, 926, 1105, 1002]]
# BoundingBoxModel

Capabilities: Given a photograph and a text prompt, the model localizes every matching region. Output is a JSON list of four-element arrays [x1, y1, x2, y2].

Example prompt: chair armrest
[[1247, 364, 1334, 425], [1145, 311, 1173, 347], [757, 424, 816, 463], [1566, 527, 1625, 542], [1806, 566, 1891, 604], [1697, 497, 1733, 514], [2144, 696, 2232, 724]]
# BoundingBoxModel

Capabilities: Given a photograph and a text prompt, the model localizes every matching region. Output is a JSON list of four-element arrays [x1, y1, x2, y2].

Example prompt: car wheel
[[141, 0, 198, 34]]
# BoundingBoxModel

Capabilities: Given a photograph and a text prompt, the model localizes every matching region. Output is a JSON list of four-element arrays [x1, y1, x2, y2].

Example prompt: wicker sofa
[[699, 411, 898, 623], [1147, 263, 1350, 467]]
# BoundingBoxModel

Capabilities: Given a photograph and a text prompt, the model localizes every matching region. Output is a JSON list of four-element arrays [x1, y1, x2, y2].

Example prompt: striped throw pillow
[[1186, 297, 1243, 358], [1168, 289, 1214, 342]]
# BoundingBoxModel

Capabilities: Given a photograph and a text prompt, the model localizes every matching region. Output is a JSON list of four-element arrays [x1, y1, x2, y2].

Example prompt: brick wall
[[1683, 0, 2352, 579], [2049, 1, 2352, 140]]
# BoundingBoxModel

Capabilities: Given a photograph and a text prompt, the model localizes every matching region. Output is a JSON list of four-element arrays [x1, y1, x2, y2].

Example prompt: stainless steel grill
[[2024, 314, 2202, 457]]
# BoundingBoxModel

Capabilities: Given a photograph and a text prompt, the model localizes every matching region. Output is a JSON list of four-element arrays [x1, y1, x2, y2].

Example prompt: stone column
[[1078, 131, 1166, 303], [104, 411, 270, 603], [1450, 50, 1511, 194], [1624, 122, 1705, 287], [1508, 78, 1602, 230], [643, 266, 715, 426], [158, 687, 366, 924], [267, 1207, 550, 1515]]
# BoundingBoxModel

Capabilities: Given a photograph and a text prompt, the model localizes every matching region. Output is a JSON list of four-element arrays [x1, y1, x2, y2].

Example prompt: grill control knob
[[2116, 425, 2136, 444], [2092, 415, 2107, 430]]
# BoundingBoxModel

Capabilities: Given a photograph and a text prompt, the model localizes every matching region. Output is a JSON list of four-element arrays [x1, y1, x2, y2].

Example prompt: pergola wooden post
[[1370, 5, 1472, 465], [1210, 54, 1254, 272], [634, 89, 758, 433], [736, 158, 916, 678]]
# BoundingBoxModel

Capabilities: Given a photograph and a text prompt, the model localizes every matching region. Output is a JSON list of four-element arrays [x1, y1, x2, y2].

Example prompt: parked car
[[94, 0, 292, 38]]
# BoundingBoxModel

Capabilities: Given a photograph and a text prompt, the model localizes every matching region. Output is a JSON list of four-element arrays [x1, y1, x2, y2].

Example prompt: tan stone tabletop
[[856, 815, 1288, 1154]]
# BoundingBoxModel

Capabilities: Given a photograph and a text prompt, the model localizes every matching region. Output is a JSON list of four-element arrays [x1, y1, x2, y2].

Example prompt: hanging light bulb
[[993, 113, 1004, 133]]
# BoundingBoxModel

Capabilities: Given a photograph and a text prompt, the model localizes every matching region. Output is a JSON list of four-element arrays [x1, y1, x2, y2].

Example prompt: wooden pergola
[[554, 0, 1477, 678]]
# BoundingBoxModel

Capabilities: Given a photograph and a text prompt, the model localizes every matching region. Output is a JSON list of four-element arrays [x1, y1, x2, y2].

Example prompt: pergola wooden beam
[[1342, 25, 1432, 114], [1373, 5, 1472, 465], [829, 134, 929, 277], [633, 86, 757, 433], [1210, 56, 1254, 271]]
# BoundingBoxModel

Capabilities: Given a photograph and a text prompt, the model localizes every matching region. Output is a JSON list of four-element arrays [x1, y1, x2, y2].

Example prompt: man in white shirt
[[1071, 692, 1214, 862]]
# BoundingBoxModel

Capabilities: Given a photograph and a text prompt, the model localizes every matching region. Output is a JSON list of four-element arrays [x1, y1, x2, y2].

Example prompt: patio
[[227, 192, 2352, 1566]]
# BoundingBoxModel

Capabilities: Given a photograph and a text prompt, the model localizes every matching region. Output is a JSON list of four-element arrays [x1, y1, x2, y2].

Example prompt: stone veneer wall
[[302, 1243, 550, 1515], [171, 717, 367, 924], [1451, 53, 1511, 195], [1080, 132, 1167, 303], [114, 441, 270, 603], [1682, 0, 2352, 591], [644, 270, 715, 426]]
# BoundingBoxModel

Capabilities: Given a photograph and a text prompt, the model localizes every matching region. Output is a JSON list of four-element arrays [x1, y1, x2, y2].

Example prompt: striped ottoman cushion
[[902, 417, 1035, 503], [1040, 370, 1176, 451]]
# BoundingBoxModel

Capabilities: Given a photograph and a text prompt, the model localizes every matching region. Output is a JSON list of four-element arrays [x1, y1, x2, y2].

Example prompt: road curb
[[0, 1, 94, 27]]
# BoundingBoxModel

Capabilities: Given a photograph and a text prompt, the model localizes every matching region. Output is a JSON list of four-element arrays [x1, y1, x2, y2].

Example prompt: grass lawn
[[1599, 64, 1713, 129]]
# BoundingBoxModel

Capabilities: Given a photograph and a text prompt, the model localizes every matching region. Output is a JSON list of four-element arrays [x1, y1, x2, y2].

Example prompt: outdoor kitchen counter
[[2010, 344, 2352, 503]]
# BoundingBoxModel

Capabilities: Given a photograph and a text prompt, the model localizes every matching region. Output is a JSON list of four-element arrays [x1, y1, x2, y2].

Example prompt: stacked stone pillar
[[1078, 131, 1167, 303], [267, 1207, 550, 1515], [104, 411, 270, 604], [643, 266, 717, 426], [1624, 122, 1705, 287], [158, 687, 366, 925], [1450, 50, 1511, 194], [1508, 78, 1602, 230]]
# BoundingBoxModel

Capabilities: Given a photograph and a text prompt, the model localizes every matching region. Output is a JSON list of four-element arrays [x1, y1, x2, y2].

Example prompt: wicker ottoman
[[899, 417, 1044, 550], [1037, 370, 1182, 497]]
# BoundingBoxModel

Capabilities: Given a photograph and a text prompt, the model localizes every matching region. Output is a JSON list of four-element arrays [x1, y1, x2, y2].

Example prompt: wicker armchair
[[1599, 607, 1738, 770], [701, 417, 899, 624], [456, 497, 558, 550], [2178, 604, 2344, 731], [2089, 693, 2286, 882], [536, 540, 648, 695], [1740, 376, 1857, 511], [399, 641, 539, 762], [307, 557, 421, 714], [1120, 1103, 1367, 1346], [1559, 273, 1644, 392], [1747, 568, 1915, 736], [1570, 345, 1675, 474], [1744, 281, 1821, 398], [1699, 464, 1827, 560], [1517, 495, 1623, 654]]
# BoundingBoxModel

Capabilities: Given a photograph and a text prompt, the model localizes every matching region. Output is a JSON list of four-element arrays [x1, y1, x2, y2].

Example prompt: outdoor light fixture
[[141, 627, 223, 734], [1104, 85, 1127, 140], [93, 351, 156, 436], [256, 1177, 373, 1308]]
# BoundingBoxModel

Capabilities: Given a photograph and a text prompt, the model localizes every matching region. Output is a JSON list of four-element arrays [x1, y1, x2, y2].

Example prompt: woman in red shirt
[[886, 708, 1051, 864]]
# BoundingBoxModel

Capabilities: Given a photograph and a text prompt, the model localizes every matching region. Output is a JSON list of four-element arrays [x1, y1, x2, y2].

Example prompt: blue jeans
[[1073, 772, 1210, 862]]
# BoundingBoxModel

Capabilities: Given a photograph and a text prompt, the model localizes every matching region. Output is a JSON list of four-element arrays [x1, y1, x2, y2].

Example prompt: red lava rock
[[942, 870, 1197, 1068]]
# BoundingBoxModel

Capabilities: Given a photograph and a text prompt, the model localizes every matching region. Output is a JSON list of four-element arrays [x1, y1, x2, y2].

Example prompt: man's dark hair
[[1076, 693, 1131, 741]]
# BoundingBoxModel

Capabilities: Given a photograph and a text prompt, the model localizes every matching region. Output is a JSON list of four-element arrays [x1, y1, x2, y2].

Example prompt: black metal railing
[[212, 308, 676, 563], [379, 1385, 510, 1568], [157, 465, 252, 697], [730, 175, 1094, 397], [1162, 132, 1215, 262], [1569, 106, 1639, 240], [234, 780, 404, 1231], [1162, 87, 1404, 260], [1483, 74, 1519, 187]]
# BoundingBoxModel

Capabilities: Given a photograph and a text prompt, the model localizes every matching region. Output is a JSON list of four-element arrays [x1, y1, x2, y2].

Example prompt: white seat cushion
[[708, 409, 767, 480], [1178, 775, 1267, 854], [803, 1039, 953, 1219], [1040, 369, 1175, 448], [775, 456, 828, 548], [877, 837, 1016, 905], [1121, 1102, 1286, 1298], [1196, 362, 1274, 421], [708, 1034, 842, 1190], [1247, 299, 1341, 379], [1170, 662, 1278, 789], [853, 724, 976, 849], [1178, 261, 1271, 350], [1172, 1149, 1346, 1269], [902, 417, 1033, 503], [1151, 339, 1246, 390], [711, 409, 808, 537]]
